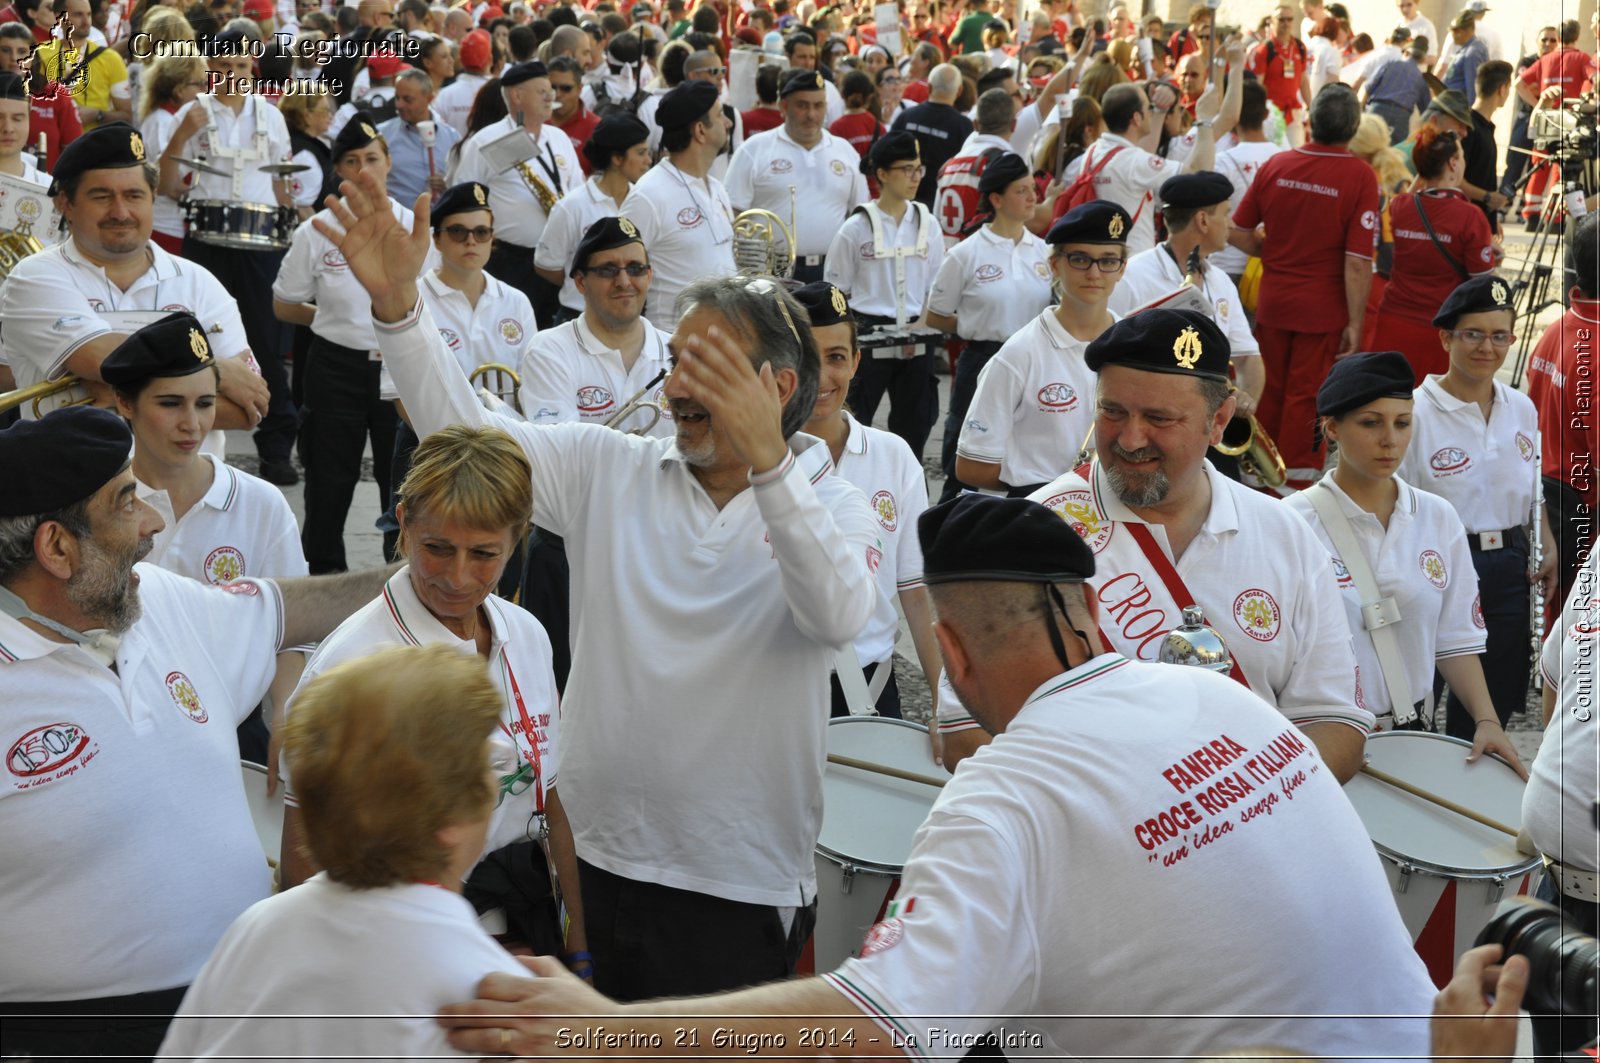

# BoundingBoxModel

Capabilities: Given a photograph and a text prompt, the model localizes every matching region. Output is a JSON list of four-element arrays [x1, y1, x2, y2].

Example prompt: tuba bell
[[468, 362, 522, 415], [732, 186, 797, 280]]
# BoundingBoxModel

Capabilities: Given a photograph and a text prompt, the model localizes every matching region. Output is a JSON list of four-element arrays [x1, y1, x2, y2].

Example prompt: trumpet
[[1215, 391, 1288, 489], [603, 368, 668, 435], [468, 362, 522, 415], [0, 376, 89, 417]]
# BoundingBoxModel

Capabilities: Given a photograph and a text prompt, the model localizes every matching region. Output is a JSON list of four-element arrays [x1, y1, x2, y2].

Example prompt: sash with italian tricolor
[[884, 896, 916, 919]]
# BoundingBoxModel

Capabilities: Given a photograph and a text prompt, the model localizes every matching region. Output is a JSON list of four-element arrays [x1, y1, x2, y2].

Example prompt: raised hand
[[670, 322, 792, 474], [311, 170, 432, 323]]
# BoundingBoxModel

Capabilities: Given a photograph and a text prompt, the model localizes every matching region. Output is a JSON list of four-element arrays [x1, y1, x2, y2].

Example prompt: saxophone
[[516, 160, 559, 214]]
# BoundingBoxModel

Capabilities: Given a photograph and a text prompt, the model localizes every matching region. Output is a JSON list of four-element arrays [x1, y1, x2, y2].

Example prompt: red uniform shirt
[[1520, 46, 1596, 103], [1246, 36, 1308, 117], [1233, 142, 1379, 334], [28, 83, 81, 170], [1525, 298, 1600, 506], [555, 106, 600, 174], [901, 79, 931, 103], [828, 112, 882, 157], [1168, 26, 1205, 61], [933, 146, 1005, 240], [1380, 188, 1495, 323], [741, 107, 783, 135]]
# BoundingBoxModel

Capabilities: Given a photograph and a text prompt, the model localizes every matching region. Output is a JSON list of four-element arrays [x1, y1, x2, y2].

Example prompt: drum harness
[[198, 94, 271, 202]]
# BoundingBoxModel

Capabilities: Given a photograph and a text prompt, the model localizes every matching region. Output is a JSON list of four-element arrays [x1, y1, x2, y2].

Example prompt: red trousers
[[1256, 326, 1340, 485], [1372, 309, 1448, 384]]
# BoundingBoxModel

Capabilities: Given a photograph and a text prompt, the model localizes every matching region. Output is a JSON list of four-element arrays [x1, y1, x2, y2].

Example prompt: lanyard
[[498, 652, 545, 814], [532, 136, 562, 195]]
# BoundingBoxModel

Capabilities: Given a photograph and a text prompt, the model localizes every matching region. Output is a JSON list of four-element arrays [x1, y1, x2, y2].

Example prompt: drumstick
[[828, 752, 947, 789], [1359, 765, 1518, 837]]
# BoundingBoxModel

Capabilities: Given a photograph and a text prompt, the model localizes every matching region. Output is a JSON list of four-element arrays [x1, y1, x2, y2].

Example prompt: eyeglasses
[[551, 81, 579, 92], [1059, 251, 1127, 273], [581, 262, 652, 278], [743, 276, 802, 348], [497, 761, 535, 807], [885, 163, 925, 176], [1451, 328, 1516, 347], [442, 224, 494, 243], [1538, 36, 1558, 44], [691, 66, 726, 76]]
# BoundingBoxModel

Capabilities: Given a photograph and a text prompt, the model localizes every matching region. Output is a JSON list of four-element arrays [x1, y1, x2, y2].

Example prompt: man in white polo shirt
[[724, 69, 868, 284], [620, 80, 736, 331], [318, 167, 876, 1001]]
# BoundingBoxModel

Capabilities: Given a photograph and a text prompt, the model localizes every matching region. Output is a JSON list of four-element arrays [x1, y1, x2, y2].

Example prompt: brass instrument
[[602, 368, 668, 435], [0, 376, 89, 417], [515, 159, 559, 214], [468, 362, 522, 414], [732, 186, 797, 279], [0, 200, 46, 282]]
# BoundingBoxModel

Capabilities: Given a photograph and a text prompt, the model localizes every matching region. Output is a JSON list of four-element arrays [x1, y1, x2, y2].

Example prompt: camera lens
[[1476, 898, 1600, 1019]]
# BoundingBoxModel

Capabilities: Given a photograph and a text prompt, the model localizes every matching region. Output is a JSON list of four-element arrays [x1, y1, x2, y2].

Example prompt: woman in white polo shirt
[[276, 426, 588, 972], [1284, 351, 1524, 776], [1397, 275, 1557, 743], [924, 151, 1052, 502]]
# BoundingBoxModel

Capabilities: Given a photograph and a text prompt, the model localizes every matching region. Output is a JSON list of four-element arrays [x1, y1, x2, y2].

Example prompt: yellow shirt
[[32, 40, 129, 128]]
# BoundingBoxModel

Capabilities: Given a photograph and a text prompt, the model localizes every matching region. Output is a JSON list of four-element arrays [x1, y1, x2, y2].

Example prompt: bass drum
[[185, 199, 296, 250]]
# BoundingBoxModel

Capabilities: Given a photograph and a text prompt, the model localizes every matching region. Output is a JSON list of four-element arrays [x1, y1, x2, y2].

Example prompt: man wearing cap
[[956, 200, 1127, 497], [1231, 83, 1377, 489], [1109, 172, 1263, 464], [619, 79, 735, 330], [1439, 11, 1489, 105], [380, 66, 461, 205], [158, 30, 298, 482], [435, 493, 1433, 1062], [273, 118, 427, 573], [779, 29, 845, 124], [0, 123, 272, 463], [435, 28, 492, 138], [536, 113, 652, 324], [824, 131, 944, 459], [725, 69, 867, 284], [941, 310, 1368, 780], [0, 407, 397, 1059], [316, 168, 877, 1000], [1359, 25, 1432, 143], [452, 59, 583, 328]]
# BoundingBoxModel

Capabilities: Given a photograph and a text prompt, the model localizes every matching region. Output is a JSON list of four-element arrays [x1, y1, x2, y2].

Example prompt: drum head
[[817, 717, 942, 873], [1345, 732, 1537, 877], [241, 760, 284, 859]]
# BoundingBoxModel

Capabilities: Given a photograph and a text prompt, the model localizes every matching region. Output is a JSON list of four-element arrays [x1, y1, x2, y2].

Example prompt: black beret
[[976, 151, 1029, 196], [1046, 200, 1131, 245], [1159, 170, 1234, 210], [1085, 308, 1231, 381], [582, 112, 650, 171], [791, 281, 852, 329], [1432, 273, 1514, 328], [920, 494, 1095, 586], [431, 181, 492, 229], [204, 28, 252, 56], [571, 215, 645, 275], [100, 313, 216, 391], [656, 80, 720, 131], [331, 115, 382, 162], [500, 60, 550, 87], [1316, 351, 1415, 417], [0, 407, 132, 518], [863, 130, 918, 175], [779, 69, 827, 98], [49, 122, 147, 195], [0, 71, 26, 102]]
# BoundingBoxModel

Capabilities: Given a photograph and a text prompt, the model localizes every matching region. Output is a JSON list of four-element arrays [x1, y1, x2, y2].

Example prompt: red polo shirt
[[1520, 45, 1596, 103], [27, 82, 81, 170], [1381, 188, 1495, 323], [1233, 142, 1379, 334], [1246, 36, 1308, 117], [1526, 297, 1600, 506]]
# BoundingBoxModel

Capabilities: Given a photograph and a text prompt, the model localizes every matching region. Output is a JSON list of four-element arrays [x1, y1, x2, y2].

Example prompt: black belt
[[492, 238, 536, 254], [963, 340, 1004, 355], [0, 983, 189, 1018], [309, 334, 375, 358], [1466, 525, 1529, 553]]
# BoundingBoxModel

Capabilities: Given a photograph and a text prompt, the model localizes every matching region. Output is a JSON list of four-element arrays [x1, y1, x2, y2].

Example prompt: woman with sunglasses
[[1284, 352, 1524, 778], [1397, 276, 1557, 743], [1373, 126, 1498, 384], [274, 427, 588, 975]]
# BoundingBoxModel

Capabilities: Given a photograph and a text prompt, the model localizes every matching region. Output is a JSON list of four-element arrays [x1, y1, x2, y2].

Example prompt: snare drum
[[241, 760, 284, 866], [1345, 732, 1542, 987], [810, 717, 942, 972], [185, 199, 296, 250]]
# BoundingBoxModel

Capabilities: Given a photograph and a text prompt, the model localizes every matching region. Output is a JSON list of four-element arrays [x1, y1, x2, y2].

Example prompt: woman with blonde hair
[[277, 83, 334, 221], [1348, 112, 1408, 349], [276, 424, 589, 974], [1078, 52, 1129, 103], [138, 52, 207, 253], [127, 5, 194, 102], [157, 645, 529, 1059], [1107, 36, 1142, 81]]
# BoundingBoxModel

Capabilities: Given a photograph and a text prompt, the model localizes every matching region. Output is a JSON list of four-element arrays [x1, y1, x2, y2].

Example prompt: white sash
[[862, 201, 932, 329], [201, 95, 270, 200]]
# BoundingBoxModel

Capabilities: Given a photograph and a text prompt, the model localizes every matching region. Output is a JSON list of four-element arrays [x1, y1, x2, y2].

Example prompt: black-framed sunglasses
[[582, 262, 652, 278], [442, 224, 494, 243]]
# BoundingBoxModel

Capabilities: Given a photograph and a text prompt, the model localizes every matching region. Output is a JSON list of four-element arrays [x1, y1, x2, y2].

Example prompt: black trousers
[[299, 335, 397, 573], [518, 527, 571, 693], [828, 659, 903, 718], [791, 258, 826, 285], [578, 857, 816, 1003], [182, 236, 295, 463], [0, 984, 188, 1062], [938, 340, 1003, 502], [1443, 529, 1531, 739], [1543, 476, 1591, 618], [489, 239, 560, 331], [850, 313, 941, 462]]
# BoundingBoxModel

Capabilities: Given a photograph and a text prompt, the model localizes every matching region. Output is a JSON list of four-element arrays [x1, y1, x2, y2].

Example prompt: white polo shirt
[[516, 313, 674, 437], [724, 127, 869, 259], [435, 71, 489, 140], [137, 453, 308, 584], [141, 105, 186, 241], [282, 568, 559, 856], [534, 175, 631, 313], [1076, 132, 1172, 255], [927, 224, 1053, 343], [832, 412, 929, 665], [274, 198, 419, 351], [379, 268, 535, 400], [376, 300, 879, 906], [832, 654, 1434, 1062], [1397, 377, 1541, 535], [1107, 245, 1260, 357], [452, 117, 584, 248], [1285, 477, 1485, 719], [0, 566, 283, 999], [957, 308, 1110, 490], [619, 158, 736, 331], [157, 876, 524, 1060], [823, 203, 943, 321], [170, 95, 293, 209], [1526, 549, 1600, 873], [1210, 139, 1284, 277]]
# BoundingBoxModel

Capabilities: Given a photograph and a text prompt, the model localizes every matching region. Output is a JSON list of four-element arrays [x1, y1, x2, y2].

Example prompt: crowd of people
[[0, 0, 1596, 1058]]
